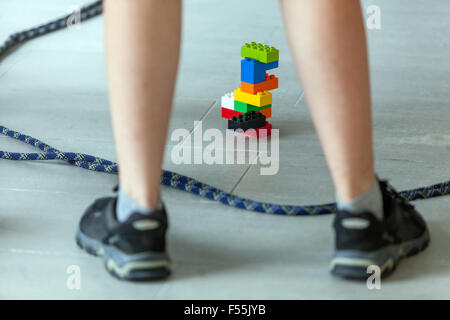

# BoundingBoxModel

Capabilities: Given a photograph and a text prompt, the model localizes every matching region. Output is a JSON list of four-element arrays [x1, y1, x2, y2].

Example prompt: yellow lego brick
[[234, 87, 272, 107]]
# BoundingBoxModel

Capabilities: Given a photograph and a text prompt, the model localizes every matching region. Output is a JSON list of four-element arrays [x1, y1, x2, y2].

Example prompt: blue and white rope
[[0, 0, 103, 57]]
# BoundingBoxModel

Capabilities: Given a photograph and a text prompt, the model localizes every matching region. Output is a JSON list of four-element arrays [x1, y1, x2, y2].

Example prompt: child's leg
[[75, 1, 180, 281], [104, 0, 181, 214], [280, 0, 430, 280], [279, 0, 376, 203]]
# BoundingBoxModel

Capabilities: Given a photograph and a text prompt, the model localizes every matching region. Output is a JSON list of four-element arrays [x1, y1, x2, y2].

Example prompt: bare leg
[[104, 0, 181, 209], [280, 0, 375, 202]]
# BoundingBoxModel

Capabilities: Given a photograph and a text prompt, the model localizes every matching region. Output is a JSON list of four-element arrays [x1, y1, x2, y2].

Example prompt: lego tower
[[221, 42, 279, 137]]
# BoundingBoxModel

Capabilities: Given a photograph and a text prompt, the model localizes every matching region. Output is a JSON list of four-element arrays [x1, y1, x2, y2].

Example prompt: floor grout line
[[229, 151, 260, 195], [0, 247, 90, 258], [178, 100, 218, 148], [0, 50, 28, 79], [294, 91, 305, 107]]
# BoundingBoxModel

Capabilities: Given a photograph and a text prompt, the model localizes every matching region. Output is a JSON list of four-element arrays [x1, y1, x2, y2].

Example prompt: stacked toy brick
[[221, 42, 279, 137]]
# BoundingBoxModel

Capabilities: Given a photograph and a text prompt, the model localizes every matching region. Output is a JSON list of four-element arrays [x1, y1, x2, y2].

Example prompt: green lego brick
[[248, 103, 271, 112], [241, 42, 279, 64], [234, 100, 249, 113], [234, 100, 271, 113]]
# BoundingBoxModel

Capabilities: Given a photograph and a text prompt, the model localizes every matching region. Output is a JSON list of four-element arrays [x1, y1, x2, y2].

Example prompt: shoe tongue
[[380, 183, 395, 219]]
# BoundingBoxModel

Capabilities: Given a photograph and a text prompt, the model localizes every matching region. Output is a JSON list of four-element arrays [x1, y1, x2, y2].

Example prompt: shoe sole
[[75, 228, 171, 281], [330, 229, 430, 280]]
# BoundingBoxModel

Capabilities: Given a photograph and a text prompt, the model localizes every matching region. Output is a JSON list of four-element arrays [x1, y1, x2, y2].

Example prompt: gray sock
[[116, 187, 162, 222], [337, 180, 384, 220]]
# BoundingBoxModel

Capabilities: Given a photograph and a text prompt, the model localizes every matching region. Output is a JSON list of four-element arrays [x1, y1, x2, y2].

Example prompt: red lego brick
[[240, 74, 278, 94], [243, 122, 272, 137], [221, 107, 244, 119]]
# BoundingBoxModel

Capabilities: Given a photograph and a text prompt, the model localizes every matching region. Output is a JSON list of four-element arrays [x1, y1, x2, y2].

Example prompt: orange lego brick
[[240, 74, 278, 95], [258, 107, 272, 119]]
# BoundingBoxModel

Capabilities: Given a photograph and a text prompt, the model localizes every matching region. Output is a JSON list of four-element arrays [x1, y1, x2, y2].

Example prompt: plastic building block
[[233, 101, 248, 113], [240, 74, 278, 94], [234, 102, 271, 118], [241, 42, 279, 64], [258, 107, 272, 119], [222, 106, 272, 120], [228, 111, 266, 131], [241, 58, 279, 84], [221, 92, 234, 110], [244, 122, 272, 137], [221, 107, 244, 119], [234, 87, 272, 107], [248, 103, 271, 112], [220, 43, 278, 134], [234, 100, 271, 113]]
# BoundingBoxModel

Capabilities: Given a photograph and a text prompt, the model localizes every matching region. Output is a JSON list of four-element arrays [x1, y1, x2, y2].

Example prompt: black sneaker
[[330, 180, 430, 279], [75, 196, 171, 281]]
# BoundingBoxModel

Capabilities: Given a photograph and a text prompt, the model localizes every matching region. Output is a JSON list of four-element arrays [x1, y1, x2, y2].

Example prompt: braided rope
[[0, 1, 449, 215], [0, 0, 103, 57], [1, 125, 449, 215]]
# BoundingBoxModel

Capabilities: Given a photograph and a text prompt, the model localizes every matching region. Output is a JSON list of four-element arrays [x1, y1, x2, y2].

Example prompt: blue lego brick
[[240, 58, 279, 84]]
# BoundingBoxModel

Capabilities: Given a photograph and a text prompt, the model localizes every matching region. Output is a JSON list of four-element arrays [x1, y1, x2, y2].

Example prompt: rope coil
[[1, 1, 448, 215]]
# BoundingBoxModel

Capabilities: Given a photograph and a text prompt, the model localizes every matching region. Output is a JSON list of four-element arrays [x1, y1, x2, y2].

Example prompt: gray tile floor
[[0, 0, 449, 299]]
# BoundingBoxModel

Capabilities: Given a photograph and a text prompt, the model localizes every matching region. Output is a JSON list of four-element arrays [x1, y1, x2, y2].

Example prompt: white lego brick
[[221, 91, 234, 110]]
